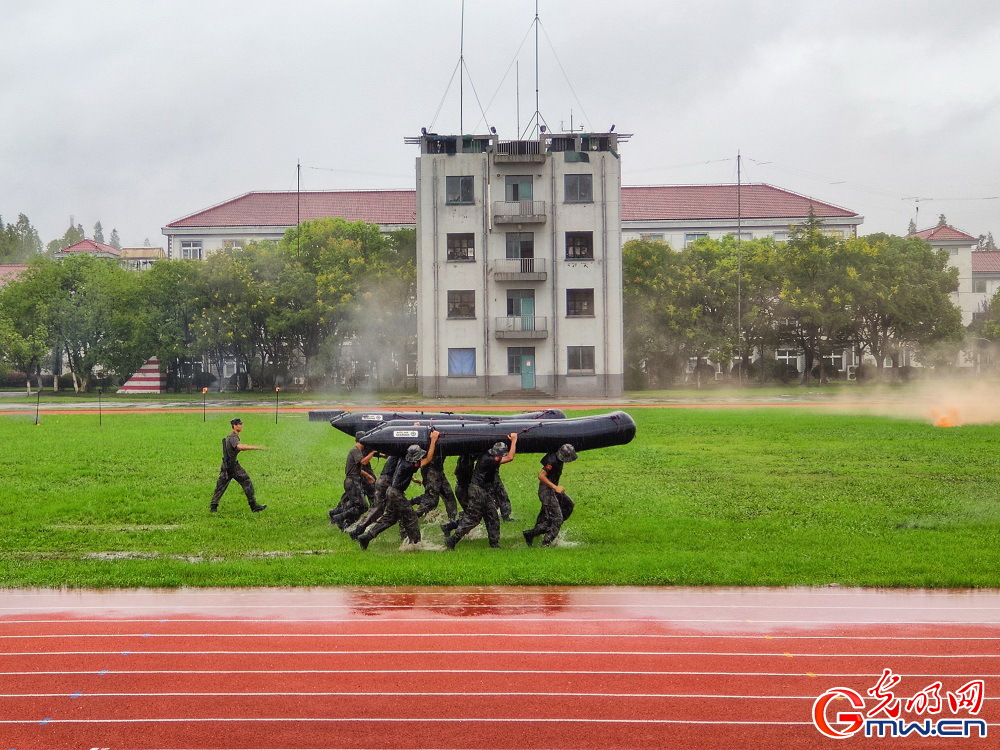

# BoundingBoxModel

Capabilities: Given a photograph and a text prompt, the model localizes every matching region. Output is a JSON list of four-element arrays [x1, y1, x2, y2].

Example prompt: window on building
[[447, 290, 476, 319], [973, 280, 987, 294], [564, 174, 593, 203], [446, 175, 474, 204], [566, 288, 595, 317], [823, 228, 845, 239], [506, 289, 535, 317], [640, 233, 664, 242], [684, 233, 708, 248], [446, 233, 475, 261], [447, 348, 476, 377], [505, 175, 533, 202], [773, 231, 790, 243], [180, 240, 203, 260], [506, 232, 534, 259], [507, 347, 535, 375], [823, 351, 843, 371], [566, 231, 594, 260], [567, 346, 596, 375], [223, 239, 244, 250], [775, 349, 799, 370]]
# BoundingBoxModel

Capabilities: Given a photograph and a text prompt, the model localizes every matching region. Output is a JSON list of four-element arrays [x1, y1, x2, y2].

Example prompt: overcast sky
[[3, 0, 999, 248]]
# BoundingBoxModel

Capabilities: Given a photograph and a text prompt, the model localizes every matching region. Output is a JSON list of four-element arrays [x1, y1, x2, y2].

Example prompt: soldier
[[453, 453, 475, 512], [209, 418, 267, 513], [329, 432, 376, 530], [414, 451, 459, 522], [493, 475, 515, 521], [523, 443, 577, 546], [442, 433, 517, 550], [349, 453, 398, 539], [357, 431, 440, 550]]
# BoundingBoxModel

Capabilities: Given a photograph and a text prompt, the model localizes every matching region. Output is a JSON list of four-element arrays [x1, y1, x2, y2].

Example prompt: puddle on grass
[[10, 549, 336, 562]]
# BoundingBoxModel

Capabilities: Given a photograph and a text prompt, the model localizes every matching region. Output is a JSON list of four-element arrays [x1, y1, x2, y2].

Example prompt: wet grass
[[0, 408, 997, 588]]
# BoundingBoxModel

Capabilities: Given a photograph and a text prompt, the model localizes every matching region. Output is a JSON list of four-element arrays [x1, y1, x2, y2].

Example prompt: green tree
[[93, 221, 105, 244], [0, 214, 43, 262], [46, 220, 86, 254], [850, 234, 962, 380], [774, 213, 856, 384], [0, 258, 57, 393], [109, 228, 122, 251]]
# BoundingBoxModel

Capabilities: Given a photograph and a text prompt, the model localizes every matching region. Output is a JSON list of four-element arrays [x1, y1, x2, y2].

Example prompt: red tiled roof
[[165, 190, 418, 229], [972, 251, 1000, 274], [908, 224, 977, 242], [165, 184, 859, 230], [620, 184, 858, 221], [0, 264, 29, 287], [59, 239, 121, 256]]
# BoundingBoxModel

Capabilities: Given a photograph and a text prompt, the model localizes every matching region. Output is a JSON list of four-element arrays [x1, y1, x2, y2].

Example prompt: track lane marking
[[4, 669, 998, 677], [2, 649, 994, 658]]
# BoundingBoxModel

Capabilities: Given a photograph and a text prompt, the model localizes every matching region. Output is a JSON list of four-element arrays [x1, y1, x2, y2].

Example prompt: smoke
[[835, 379, 1000, 426]]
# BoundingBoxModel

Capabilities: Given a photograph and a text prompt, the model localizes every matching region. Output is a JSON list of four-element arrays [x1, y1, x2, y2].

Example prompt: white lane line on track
[[2, 603, 998, 610], [4, 669, 998, 678], [0, 717, 821, 726], [3, 691, 998, 702], [2, 649, 995, 658], [3, 632, 999, 641], [4, 615, 996, 625]]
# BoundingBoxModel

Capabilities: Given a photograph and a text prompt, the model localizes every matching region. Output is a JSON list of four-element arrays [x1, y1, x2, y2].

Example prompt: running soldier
[[209, 418, 267, 513], [442, 433, 517, 550], [523, 444, 577, 546], [414, 451, 459, 521], [349, 453, 398, 540], [493, 475, 515, 521], [356, 431, 440, 550], [329, 432, 376, 530]]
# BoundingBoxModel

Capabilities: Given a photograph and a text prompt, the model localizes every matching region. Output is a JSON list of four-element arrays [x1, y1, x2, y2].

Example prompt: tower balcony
[[494, 139, 547, 163], [494, 316, 549, 340], [493, 200, 547, 225], [492, 257, 547, 282]]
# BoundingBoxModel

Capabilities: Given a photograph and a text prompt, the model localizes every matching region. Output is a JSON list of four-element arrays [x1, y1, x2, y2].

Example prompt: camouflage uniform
[[443, 452, 503, 548], [453, 454, 475, 512], [351, 456, 398, 537], [414, 453, 459, 521], [492, 475, 514, 521], [524, 447, 576, 546], [210, 431, 263, 511], [329, 445, 372, 530], [358, 456, 422, 547]]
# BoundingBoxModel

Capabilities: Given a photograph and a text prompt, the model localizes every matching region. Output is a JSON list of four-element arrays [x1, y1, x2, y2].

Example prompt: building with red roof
[[162, 183, 862, 260], [907, 223, 981, 325], [55, 238, 121, 259]]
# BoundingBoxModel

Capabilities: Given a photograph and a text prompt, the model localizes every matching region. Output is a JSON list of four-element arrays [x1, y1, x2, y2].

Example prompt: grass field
[[1, 406, 997, 589]]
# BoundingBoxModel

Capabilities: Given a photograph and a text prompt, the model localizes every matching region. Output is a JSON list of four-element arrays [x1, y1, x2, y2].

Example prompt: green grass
[[0, 407, 997, 588]]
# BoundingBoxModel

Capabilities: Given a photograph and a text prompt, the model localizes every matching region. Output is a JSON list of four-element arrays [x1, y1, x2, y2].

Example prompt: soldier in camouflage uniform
[[453, 453, 475, 512], [209, 418, 267, 513], [357, 431, 440, 550], [442, 433, 517, 550], [493, 475, 515, 521], [329, 432, 376, 530], [414, 451, 459, 521], [349, 454, 398, 539], [523, 443, 577, 546]]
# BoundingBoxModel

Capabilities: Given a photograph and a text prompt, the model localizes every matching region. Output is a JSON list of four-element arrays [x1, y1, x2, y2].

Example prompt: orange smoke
[[931, 407, 962, 428]]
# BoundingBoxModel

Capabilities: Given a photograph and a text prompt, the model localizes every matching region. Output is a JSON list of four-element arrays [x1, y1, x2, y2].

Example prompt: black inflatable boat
[[318, 408, 566, 436], [358, 411, 636, 456]]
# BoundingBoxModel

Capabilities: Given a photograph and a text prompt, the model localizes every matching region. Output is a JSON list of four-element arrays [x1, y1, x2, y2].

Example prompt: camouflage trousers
[[329, 476, 368, 529], [210, 465, 256, 509], [493, 476, 512, 520], [526, 485, 574, 545], [448, 482, 500, 547], [361, 487, 421, 545], [353, 476, 390, 534], [414, 466, 459, 520]]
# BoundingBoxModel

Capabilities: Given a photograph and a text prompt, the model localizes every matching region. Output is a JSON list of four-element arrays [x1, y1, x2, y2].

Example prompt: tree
[[774, 212, 856, 384], [849, 234, 962, 380], [977, 232, 997, 251], [109, 228, 122, 251], [937, 214, 948, 227], [0, 214, 43, 262], [907, 219, 917, 235], [93, 221, 105, 244], [46, 220, 86, 254], [0, 257, 60, 392]]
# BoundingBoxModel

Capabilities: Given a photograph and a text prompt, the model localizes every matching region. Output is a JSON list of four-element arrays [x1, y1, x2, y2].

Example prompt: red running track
[[0, 586, 997, 749]]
